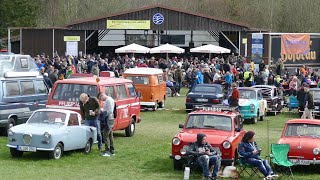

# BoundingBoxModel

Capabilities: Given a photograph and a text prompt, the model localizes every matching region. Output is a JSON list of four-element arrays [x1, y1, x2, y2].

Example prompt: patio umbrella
[[149, 43, 185, 60], [115, 43, 150, 57], [190, 44, 231, 60]]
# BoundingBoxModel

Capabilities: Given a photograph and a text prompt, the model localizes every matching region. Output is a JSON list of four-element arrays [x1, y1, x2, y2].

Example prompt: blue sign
[[153, 13, 164, 25]]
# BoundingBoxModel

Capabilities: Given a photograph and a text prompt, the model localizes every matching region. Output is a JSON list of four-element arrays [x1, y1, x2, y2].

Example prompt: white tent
[[149, 43, 185, 60], [190, 44, 231, 60], [115, 43, 150, 54]]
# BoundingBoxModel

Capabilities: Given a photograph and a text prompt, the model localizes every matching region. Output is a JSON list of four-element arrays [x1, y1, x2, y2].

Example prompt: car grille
[[23, 134, 32, 145]]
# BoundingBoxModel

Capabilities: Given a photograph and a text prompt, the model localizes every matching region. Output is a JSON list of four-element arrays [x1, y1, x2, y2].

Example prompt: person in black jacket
[[80, 93, 102, 150], [187, 133, 221, 180], [300, 84, 314, 119]]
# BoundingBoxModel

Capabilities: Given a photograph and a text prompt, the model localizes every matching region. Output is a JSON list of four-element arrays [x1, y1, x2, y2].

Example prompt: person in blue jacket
[[239, 131, 278, 180]]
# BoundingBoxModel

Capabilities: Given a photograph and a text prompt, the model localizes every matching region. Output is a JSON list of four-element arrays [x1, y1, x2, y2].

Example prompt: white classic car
[[7, 109, 97, 159]]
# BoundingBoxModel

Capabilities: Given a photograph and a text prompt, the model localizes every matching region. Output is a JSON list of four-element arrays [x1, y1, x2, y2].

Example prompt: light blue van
[[0, 54, 49, 135]]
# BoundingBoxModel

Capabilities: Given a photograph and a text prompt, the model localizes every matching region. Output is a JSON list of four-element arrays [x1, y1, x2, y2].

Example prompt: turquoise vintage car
[[7, 109, 97, 159], [238, 87, 267, 124]]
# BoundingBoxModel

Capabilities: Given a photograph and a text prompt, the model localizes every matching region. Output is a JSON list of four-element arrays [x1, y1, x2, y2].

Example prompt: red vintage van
[[46, 77, 141, 137]]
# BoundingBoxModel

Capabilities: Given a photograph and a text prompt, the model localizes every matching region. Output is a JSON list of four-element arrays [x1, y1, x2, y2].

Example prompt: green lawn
[[0, 88, 319, 180]]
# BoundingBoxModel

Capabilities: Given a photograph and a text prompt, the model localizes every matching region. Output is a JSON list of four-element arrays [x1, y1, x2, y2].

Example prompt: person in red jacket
[[229, 83, 240, 107]]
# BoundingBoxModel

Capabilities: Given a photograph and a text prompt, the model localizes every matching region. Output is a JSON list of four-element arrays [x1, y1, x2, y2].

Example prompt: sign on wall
[[152, 13, 164, 25], [66, 41, 78, 56], [251, 33, 263, 63], [107, 20, 150, 29], [281, 34, 310, 55], [64, 36, 80, 41]]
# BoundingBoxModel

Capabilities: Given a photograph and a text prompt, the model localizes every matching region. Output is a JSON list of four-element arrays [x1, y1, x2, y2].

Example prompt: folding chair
[[270, 144, 294, 180], [237, 157, 262, 178]]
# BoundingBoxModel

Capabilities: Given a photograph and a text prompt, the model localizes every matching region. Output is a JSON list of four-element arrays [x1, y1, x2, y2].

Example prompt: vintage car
[[278, 119, 320, 165], [252, 85, 284, 115], [170, 106, 246, 170], [309, 88, 320, 117], [185, 84, 224, 112], [7, 109, 97, 159], [238, 87, 267, 124]]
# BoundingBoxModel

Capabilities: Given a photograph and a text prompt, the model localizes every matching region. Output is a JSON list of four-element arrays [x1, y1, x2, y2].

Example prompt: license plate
[[17, 146, 36, 152], [290, 159, 310, 165], [196, 98, 208, 102]]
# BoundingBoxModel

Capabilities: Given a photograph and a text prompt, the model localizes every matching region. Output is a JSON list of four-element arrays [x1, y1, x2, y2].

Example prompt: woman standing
[[239, 131, 278, 180]]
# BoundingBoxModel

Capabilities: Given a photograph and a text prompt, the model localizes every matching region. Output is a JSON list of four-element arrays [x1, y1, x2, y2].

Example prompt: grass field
[[0, 87, 320, 180]]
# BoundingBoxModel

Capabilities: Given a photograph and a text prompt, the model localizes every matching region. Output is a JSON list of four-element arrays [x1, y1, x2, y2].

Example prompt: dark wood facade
[[67, 5, 249, 31], [19, 29, 85, 57]]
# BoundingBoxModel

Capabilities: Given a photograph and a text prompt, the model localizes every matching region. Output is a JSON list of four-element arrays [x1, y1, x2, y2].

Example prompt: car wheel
[[10, 148, 23, 158], [125, 118, 136, 137], [158, 100, 165, 108], [152, 102, 158, 111], [4, 118, 16, 136], [233, 150, 239, 165], [83, 139, 92, 154], [173, 159, 183, 170], [49, 143, 63, 160], [251, 116, 257, 124]]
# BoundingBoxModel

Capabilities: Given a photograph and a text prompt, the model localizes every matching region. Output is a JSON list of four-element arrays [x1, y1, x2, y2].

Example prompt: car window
[[4, 81, 20, 97], [28, 111, 66, 124], [21, 81, 35, 95], [310, 90, 320, 100], [154, 76, 159, 85], [127, 84, 137, 97], [285, 123, 320, 137], [105, 86, 116, 99], [193, 86, 221, 93], [258, 91, 263, 99], [158, 75, 163, 83], [68, 113, 79, 126], [116, 85, 128, 100], [126, 76, 149, 85], [185, 114, 232, 131], [239, 90, 256, 99], [53, 83, 97, 101], [35, 80, 48, 94]]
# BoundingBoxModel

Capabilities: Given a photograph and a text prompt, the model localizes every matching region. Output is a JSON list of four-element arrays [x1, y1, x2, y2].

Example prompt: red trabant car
[[278, 119, 320, 165], [46, 77, 141, 137], [170, 106, 246, 170]]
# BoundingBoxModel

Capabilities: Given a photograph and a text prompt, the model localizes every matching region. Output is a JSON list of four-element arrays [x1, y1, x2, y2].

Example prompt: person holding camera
[[80, 93, 102, 151], [239, 131, 278, 180], [187, 133, 221, 180]]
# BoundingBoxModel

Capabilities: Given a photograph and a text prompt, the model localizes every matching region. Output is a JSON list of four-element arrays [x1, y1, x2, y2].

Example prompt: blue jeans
[[245, 158, 273, 177], [85, 119, 102, 149], [197, 155, 221, 177]]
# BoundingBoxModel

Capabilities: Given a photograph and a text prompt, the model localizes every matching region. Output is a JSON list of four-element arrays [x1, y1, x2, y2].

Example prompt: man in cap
[[187, 133, 221, 180]]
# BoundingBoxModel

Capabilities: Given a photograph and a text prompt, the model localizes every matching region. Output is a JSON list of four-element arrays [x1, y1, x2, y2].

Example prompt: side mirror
[[235, 128, 241, 132], [179, 124, 184, 128], [137, 92, 142, 98]]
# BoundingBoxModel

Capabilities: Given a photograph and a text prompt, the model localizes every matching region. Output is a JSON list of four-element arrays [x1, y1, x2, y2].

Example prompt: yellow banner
[[107, 20, 150, 29], [64, 36, 80, 41]]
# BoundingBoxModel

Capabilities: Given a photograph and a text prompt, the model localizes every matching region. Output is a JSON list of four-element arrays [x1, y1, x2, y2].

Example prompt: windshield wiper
[[187, 125, 200, 129], [203, 125, 216, 129]]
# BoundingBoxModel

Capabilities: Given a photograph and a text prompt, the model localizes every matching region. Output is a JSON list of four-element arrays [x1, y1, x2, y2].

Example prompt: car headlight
[[313, 148, 320, 155], [172, 137, 181, 145], [223, 141, 231, 149], [250, 104, 255, 109], [43, 132, 51, 139], [8, 129, 14, 136], [180, 145, 188, 155]]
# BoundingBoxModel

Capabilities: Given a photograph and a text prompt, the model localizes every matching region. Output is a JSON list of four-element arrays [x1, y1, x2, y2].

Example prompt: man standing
[[187, 133, 221, 180], [97, 92, 115, 157], [301, 84, 314, 119], [174, 66, 183, 96], [79, 93, 102, 150]]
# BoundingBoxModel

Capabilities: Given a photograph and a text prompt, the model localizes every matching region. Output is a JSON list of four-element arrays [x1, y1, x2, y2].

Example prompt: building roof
[[66, 4, 250, 31]]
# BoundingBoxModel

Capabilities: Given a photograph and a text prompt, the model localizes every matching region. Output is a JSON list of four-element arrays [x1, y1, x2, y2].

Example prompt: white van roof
[[124, 68, 163, 75]]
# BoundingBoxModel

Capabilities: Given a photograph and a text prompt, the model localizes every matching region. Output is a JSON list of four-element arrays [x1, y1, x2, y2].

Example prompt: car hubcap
[[85, 142, 90, 152], [55, 147, 61, 159], [131, 123, 135, 133]]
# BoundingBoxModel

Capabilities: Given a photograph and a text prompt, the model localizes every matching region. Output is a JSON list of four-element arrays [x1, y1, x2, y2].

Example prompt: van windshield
[[53, 83, 97, 102], [126, 76, 149, 85]]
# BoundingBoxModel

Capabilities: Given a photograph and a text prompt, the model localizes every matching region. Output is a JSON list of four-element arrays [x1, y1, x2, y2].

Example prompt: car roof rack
[[193, 104, 238, 112]]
